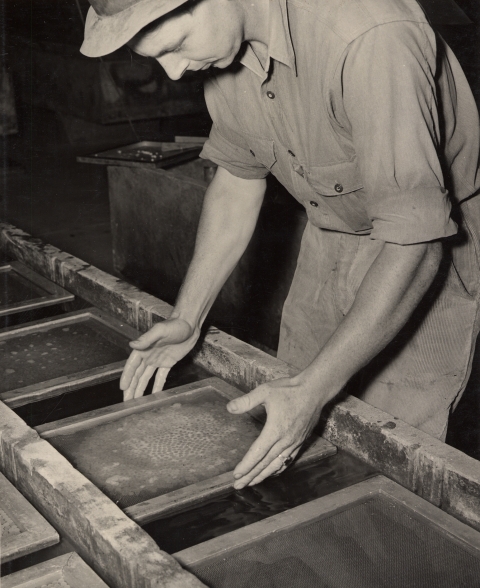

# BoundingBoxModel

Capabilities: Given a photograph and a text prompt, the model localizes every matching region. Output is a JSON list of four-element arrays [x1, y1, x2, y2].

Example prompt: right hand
[[120, 318, 199, 401]]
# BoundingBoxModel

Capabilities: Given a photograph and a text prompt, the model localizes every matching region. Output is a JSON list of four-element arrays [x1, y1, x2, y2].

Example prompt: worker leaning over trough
[[81, 0, 480, 488]]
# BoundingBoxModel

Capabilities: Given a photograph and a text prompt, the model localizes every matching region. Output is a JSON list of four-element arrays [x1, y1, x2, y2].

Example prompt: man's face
[[129, 0, 244, 80]]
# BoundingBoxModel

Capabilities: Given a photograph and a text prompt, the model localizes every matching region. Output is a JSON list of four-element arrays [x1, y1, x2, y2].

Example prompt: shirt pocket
[[306, 161, 372, 232], [247, 138, 277, 170]]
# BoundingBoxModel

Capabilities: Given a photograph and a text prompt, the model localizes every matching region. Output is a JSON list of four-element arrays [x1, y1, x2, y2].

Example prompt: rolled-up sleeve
[[200, 78, 270, 180], [341, 21, 458, 244]]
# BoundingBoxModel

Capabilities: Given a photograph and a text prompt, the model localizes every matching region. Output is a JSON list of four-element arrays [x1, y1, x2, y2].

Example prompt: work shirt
[[200, 0, 480, 246]]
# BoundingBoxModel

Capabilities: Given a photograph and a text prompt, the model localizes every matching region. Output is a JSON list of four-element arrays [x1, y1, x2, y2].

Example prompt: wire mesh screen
[[190, 495, 480, 588], [0, 322, 127, 393], [49, 389, 262, 508]]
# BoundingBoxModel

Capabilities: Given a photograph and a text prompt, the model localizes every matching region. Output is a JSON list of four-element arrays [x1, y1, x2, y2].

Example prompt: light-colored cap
[[80, 0, 189, 57]]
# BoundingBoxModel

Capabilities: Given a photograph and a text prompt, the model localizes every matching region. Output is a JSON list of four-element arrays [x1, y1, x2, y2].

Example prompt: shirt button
[[334, 183, 343, 193], [250, 149, 255, 157], [266, 91, 275, 99], [288, 150, 295, 157], [309, 201, 318, 207]]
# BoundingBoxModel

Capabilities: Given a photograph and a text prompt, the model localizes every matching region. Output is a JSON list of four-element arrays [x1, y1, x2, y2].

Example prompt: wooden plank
[[3, 223, 480, 533], [2, 552, 109, 588], [125, 436, 336, 524], [36, 378, 223, 436], [0, 261, 74, 317], [0, 308, 139, 408], [0, 471, 59, 564], [0, 400, 206, 588], [174, 475, 480, 569], [2, 361, 125, 409]]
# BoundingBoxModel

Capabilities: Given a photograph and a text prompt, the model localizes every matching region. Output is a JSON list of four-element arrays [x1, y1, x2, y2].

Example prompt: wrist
[[291, 366, 343, 405], [169, 308, 201, 338]]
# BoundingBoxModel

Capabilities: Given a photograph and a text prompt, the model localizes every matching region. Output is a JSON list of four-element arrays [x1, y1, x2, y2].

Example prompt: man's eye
[[173, 42, 185, 54]]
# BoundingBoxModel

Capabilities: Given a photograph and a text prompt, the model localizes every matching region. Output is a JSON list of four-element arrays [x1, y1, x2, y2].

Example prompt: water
[[143, 450, 378, 554], [15, 355, 213, 427]]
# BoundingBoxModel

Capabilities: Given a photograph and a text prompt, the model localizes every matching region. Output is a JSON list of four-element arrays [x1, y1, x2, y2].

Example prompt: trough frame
[[1, 222, 480, 586], [0, 261, 74, 317]]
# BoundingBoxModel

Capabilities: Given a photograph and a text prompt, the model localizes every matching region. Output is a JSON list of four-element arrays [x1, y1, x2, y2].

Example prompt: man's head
[[81, 0, 247, 80]]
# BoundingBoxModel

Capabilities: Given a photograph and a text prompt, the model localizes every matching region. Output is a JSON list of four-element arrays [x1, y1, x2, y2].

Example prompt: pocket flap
[[307, 160, 363, 196], [248, 138, 277, 169]]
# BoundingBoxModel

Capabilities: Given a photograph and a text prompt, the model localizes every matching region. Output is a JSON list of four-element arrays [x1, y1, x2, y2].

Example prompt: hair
[[139, 0, 202, 38]]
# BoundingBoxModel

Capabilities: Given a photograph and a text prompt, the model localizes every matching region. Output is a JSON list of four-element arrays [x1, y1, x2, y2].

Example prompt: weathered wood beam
[[2, 221, 480, 533]]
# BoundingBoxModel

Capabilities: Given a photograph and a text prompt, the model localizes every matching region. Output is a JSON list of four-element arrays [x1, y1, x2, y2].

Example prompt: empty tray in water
[[175, 476, 480, 588]]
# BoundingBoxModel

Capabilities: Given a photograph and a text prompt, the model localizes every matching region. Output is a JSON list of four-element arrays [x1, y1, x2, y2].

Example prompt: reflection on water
[[143, 450, 378, 553]]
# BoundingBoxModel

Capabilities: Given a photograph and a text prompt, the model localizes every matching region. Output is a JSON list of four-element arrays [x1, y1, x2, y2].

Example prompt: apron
[[278, 214, 480, 440]]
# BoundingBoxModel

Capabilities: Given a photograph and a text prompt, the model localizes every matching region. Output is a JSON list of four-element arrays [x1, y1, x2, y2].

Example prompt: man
[[81, 0, 480, 490]]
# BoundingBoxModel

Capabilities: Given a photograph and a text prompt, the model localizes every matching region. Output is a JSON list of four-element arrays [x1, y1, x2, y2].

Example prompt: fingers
[[232, 411, 289, 485], [120, 350, 143, 392], [248, 445, 301, 486], [123, 361, 153, 401], [227, 386, 267, 415], [133, 365, 156, 399], [153, 367, 170, 394]]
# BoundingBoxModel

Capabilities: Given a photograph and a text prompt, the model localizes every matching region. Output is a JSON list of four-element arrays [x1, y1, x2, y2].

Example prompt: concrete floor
[[1, 105, 479, 461]]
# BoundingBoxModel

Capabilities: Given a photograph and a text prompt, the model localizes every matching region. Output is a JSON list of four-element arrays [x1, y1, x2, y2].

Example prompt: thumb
[[129, 323, 166, 350], [227, 386, 267, 414]]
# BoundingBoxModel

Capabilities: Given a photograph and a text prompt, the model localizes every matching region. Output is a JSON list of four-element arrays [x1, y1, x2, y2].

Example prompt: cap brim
[[80, 0, 189, 57]]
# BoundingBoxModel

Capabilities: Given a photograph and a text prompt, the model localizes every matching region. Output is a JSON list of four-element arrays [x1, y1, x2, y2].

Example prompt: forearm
[[171, 166, 266, 330], [297, 240, 443, 401]]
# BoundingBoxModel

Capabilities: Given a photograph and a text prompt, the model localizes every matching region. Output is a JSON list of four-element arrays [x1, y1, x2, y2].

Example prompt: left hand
[[227, 376, 326, 489]]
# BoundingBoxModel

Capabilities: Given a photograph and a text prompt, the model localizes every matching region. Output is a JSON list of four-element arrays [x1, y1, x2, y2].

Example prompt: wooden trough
[[1, 221, 480, 587]]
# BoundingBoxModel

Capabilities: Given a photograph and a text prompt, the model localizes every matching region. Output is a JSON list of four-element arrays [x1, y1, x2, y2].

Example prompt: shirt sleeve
[[341, 21, 458, 244], [200, 77, 270, 180]]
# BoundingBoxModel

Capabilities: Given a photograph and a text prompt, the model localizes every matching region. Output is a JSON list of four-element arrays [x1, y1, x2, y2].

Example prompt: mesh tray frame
[[175, 476, 480, 588], [0, 308, 139, 408], [36, 377, 336, 519]]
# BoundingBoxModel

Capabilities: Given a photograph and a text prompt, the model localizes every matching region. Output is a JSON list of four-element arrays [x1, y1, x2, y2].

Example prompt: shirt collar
[[239, 0, 297, 80]]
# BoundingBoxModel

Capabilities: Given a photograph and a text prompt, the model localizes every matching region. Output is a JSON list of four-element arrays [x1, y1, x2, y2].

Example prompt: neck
[[241, 0, 270, 60]]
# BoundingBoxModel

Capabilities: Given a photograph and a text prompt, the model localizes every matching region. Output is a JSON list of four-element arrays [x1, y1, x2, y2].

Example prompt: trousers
[[278, 219, 480, 440]]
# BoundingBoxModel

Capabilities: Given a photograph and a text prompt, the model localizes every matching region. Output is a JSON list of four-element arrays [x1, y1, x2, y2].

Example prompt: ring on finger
[[278, 453, 294, 467]]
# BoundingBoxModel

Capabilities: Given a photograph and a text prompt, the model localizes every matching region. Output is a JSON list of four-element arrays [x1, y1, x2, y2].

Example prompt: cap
[[80, 0, 189, 57]]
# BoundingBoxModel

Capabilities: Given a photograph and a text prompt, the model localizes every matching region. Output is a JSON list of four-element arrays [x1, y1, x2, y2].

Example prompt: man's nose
[[156, 55, 188, 80]]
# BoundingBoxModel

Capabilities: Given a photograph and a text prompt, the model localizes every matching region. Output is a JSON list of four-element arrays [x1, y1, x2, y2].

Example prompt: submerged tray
[[175, 476, 480, 588], [0, 472, 59, 564], [0, 262, 73, 317], [0, 308, 139, 408], [36, 377, 336, 517], [77, 141, 202, 169], [2, 552, 109, 587]]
